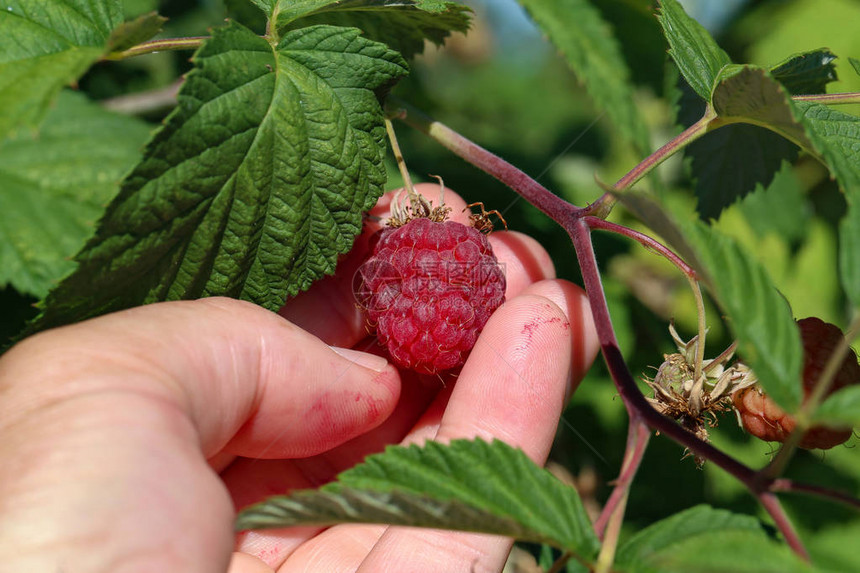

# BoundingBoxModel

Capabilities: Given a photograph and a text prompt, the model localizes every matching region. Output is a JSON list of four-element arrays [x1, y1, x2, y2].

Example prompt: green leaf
[[656, 0, 731, 100], [813, 386, 860, 428], [27, 22, 408, 333], [690, 66, 808, 219], [616, 506, 817, 573], [808, 521, 860, 573], [122, 0, 158, 18], [769, 49, 838, 95], [740, 161, 810, 244], [711, 66, 811, 149], [105, 11, 167, 54], [792, 101, 860, 194], [273, 0, 472, 60], [682, 220, 802, 411], [588, 0, 668, 93], [237, 438, 601, 561], [708, 67, 860, 201], [688, 65, 860, 221], [225, 0, 268, 34], [850, 57, 860, 77], [840, 200, 860, 309], [0, 0, 123, 137], [0, 91, 151, 298], [689, 126, 798, 220], [248, 0, 274, 17], [516, 0, 650, 154], [616, 505, 763, 569], [788, 101, 860, 307]]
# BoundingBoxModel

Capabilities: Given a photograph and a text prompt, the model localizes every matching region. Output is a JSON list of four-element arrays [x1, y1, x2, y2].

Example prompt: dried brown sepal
[[645, 324, 757, 466]]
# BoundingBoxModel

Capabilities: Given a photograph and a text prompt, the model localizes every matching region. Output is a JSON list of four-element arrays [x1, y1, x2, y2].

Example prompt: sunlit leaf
[[793, 101, 860, 194], [616, 506, 817, 573], [770, 48, 838, 95], [0, 0, 122, 137], [256, 0, 471, 59], [0, 91, 150, 298], [26, 22, 408, 333], [813, 385, 860, 427], [616, 505, 762, 569], [105, 10, 166, 54], [656, 0, 731, 100]]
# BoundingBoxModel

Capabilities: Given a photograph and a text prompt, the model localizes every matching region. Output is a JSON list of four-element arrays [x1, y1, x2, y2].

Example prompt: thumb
[[0, 298, 400, 573]]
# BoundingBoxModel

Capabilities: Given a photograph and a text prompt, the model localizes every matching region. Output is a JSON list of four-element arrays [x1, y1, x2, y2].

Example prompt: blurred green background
[[2, 0, 859, 569]]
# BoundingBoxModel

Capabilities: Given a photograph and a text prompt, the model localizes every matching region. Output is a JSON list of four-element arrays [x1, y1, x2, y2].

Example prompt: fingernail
[[329, 346, 389, 372]]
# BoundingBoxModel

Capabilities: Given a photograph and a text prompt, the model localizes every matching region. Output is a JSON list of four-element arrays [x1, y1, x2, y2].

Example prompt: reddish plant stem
[[772, 479, 860, 510], [387, 97, 582, 224], [584, 217, 697, 278], [613, 111, 714, 192], [759, 493, 810, 560], [593, 418, 650, 539]]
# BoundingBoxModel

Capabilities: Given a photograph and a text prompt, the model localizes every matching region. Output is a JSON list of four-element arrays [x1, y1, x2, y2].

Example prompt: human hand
[[0, 184, 598, 573]]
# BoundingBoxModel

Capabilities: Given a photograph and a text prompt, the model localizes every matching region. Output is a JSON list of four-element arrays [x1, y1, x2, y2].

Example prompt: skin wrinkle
[[357, 528, 503, 573]]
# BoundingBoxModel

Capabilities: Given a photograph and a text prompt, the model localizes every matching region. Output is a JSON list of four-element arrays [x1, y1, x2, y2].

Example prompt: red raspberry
[[356, 217, 505, 374], [733, 317, 860, 449]]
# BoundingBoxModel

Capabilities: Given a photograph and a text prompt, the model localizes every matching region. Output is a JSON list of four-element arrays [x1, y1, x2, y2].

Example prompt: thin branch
[[384, 118, 417, 196], [100, 79, 182, 115], [584, 216, 697, 278], [104, 37, 207, 60], [772, 479, 860, 510], [386, 97, 582, 223], [594, 488, 629, 573], [758, 493, 809, 560], [792, 92, 860, 105], [546, 552, 573, 573], [613, 109, 715, 192], [399, 100, 860, 556], [689, 277, 707, 386], [594, 419, 650, 539]]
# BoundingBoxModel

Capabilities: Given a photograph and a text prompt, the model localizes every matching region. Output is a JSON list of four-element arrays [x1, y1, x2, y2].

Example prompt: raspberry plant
[[3, 0, 860, 571]]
